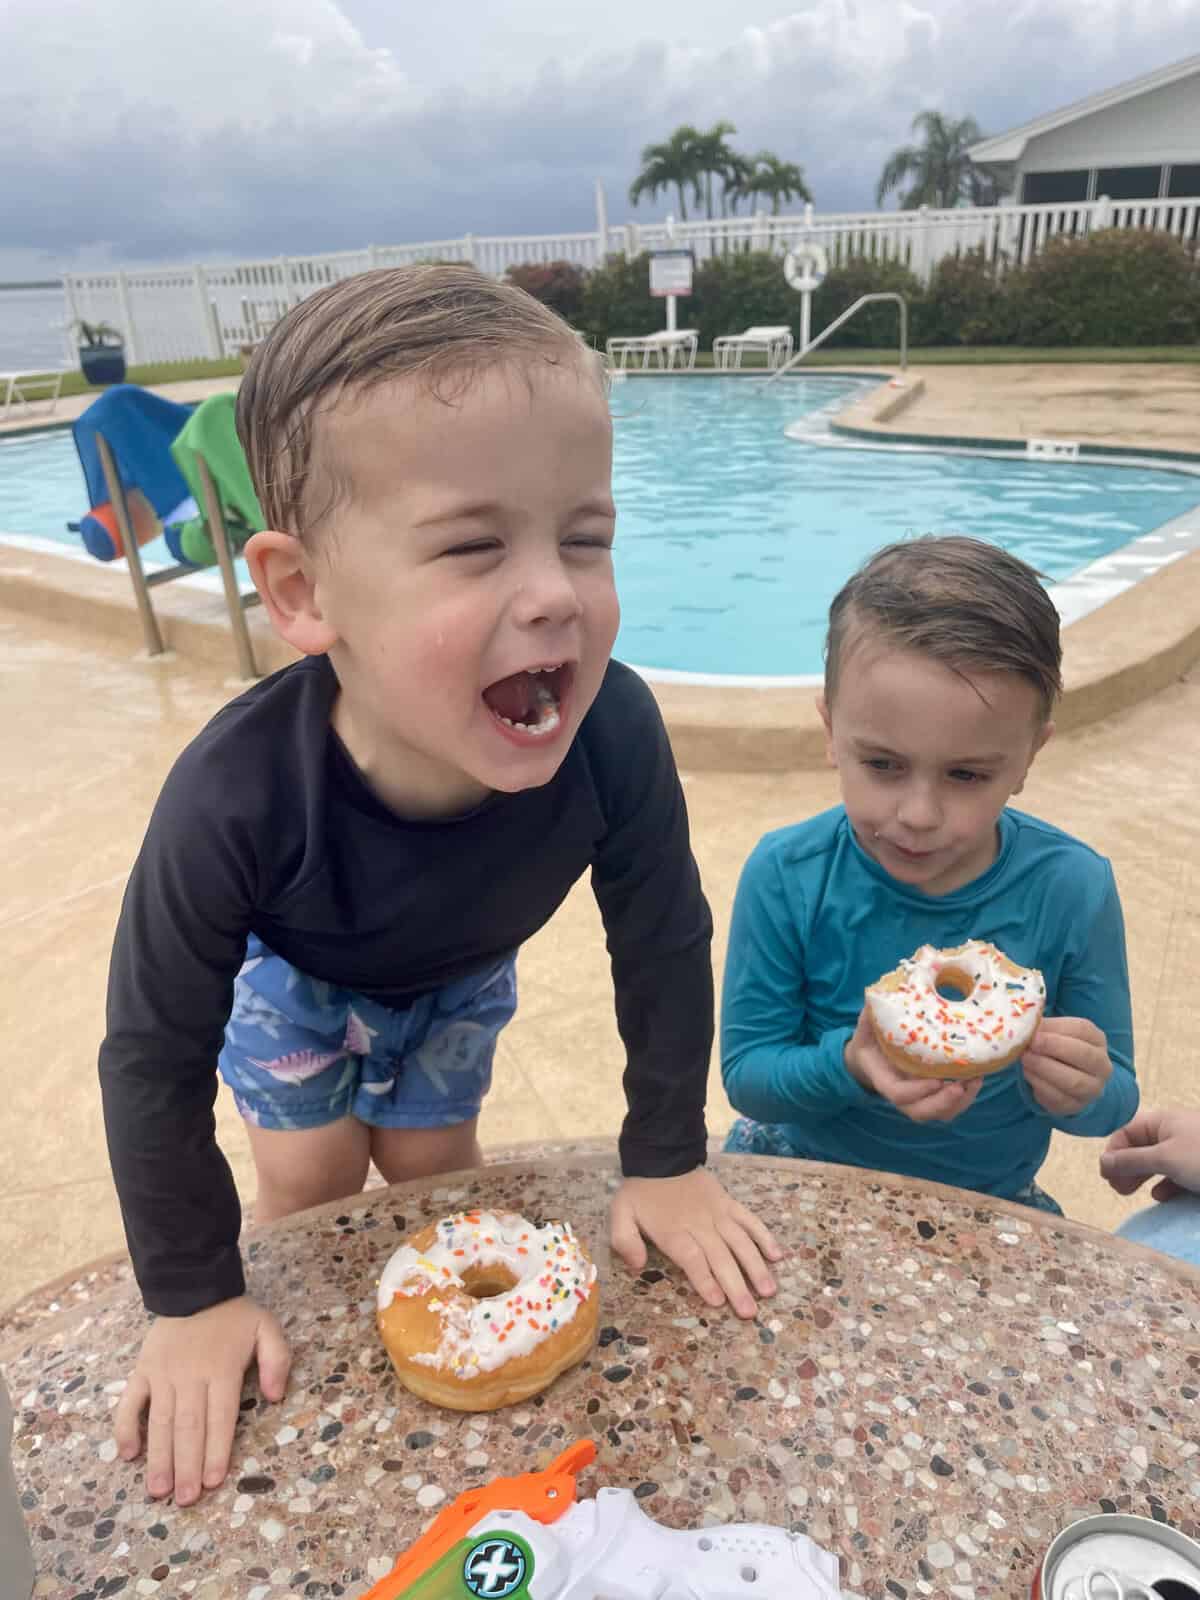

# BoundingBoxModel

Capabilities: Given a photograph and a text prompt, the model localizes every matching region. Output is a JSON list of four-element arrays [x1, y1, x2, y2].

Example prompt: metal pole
[[195, 454, 259, 681], [666, 294, 677, 334], [96, 432, 165, 656], [800, 290, 811, 357], [594, 178, 609, 264]]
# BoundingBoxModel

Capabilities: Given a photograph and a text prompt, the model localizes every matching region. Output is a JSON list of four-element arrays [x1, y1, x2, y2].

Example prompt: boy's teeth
[[497, 706, 562, 737]]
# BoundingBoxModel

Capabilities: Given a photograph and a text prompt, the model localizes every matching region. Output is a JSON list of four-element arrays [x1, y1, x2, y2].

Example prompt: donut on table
[[864, 939, 1045, 1081], [376, 1210, 599, 1411]]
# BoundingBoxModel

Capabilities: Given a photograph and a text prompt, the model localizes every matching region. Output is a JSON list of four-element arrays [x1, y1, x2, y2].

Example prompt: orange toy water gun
[[361, 1439, 842, 1600]]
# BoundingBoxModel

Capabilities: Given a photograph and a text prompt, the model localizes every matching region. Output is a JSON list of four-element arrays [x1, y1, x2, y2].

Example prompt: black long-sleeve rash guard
[[99, 654, 714, 1316]]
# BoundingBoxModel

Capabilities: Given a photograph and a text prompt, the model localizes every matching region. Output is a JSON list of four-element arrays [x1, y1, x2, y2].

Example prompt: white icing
[[866, 940, 1045, 1070], [377, 1210, 597, 1378]]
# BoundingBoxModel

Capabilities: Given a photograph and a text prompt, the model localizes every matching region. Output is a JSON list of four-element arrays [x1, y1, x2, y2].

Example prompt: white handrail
[[763, 293, 908, 385]]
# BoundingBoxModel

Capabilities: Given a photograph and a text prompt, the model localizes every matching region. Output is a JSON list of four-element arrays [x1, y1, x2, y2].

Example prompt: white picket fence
[[61, 193, 1200, 367]]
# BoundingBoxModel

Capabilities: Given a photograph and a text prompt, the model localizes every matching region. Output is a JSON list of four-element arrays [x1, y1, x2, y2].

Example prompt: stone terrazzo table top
[[3, 1150, 1198, 1600]]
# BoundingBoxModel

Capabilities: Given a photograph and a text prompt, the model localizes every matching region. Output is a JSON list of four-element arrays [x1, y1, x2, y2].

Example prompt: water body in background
[[0, 286, 70, 371]]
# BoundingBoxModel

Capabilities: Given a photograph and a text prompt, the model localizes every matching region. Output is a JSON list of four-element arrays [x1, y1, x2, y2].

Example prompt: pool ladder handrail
[[96, 432, 261, 680], [762, 293, 908, 387]]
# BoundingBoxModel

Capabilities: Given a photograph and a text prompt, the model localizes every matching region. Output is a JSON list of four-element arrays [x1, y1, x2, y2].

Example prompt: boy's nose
[[896, 782, 941, 831], [511, 560, 583, 628]]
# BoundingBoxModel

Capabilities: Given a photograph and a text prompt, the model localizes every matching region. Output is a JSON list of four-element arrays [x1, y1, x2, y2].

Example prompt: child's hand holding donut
[[845, 1010, 983, 1124], [1021, 1016, 1111, 1116]]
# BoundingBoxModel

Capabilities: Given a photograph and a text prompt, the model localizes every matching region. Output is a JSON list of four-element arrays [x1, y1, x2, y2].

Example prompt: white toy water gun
[[360, 1440, 841, 1600]]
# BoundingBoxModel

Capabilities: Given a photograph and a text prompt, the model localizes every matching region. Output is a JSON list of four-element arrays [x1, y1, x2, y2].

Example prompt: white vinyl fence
[[61, 193, 1200, 367]]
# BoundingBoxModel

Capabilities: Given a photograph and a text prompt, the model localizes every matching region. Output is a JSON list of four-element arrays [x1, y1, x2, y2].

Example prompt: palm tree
[[629, 126, 704, 221], [740, 152, 814, 215], [875, 111, 990, 210], [692, 120, 739, 221], [722, 151, 756, 216]]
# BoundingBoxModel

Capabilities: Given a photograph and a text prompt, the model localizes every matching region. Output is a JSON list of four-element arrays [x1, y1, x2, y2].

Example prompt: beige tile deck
[[2, 598, 1196, 1310]]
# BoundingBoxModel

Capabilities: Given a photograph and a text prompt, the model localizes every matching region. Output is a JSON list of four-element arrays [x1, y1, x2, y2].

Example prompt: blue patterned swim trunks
[[218, 935, 517, 1131], [723, 1116, 1064, 1215]]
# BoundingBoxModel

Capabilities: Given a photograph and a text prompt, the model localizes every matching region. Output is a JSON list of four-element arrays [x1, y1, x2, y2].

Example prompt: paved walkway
[[1, 599, 1196, 1309]]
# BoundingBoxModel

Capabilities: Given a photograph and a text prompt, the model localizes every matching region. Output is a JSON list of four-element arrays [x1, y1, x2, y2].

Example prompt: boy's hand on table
[[845, 1010, 983, 1123], [611, 1167, 783, 1320], [113, 1295, 291, 1505], [1101, 1106, 1200, 1202], [1021, 1016, 1111, 1116]]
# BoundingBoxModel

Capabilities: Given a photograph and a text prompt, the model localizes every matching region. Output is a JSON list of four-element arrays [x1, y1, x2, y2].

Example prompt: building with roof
[[969, 53, 1200, 205]]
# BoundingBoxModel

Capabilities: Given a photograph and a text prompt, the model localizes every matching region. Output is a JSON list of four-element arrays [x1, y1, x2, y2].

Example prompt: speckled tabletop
[[4, 1148, 1198, 1600]]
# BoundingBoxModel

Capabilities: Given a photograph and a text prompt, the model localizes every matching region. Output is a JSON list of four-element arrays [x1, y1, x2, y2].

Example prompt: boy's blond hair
[[236, 263, 590, 538], [825, 535, 1063, 718]]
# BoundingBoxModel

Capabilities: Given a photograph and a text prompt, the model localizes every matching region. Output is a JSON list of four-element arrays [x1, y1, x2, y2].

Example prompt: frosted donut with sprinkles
[[865, 939, 1045, 1081], [376, 1210, 600, 1411]]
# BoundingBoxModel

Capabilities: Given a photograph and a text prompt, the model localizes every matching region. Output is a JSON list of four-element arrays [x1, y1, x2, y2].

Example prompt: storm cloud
[[3, 0, 1198, 277]]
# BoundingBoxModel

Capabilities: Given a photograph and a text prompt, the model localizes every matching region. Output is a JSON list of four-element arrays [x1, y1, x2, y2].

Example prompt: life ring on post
[[783, 243, 828, 293]]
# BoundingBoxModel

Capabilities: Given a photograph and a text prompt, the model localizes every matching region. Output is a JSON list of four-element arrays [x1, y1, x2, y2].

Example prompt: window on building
[[1095, 165, 1163, 200], [1021, 170, 1090, 204], [1167, 164, 1200, 198]]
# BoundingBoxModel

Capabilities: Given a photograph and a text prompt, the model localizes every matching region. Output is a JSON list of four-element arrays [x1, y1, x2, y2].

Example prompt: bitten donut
[[376, 1210, 599, 1411], [865, 939, 1045, 1081]]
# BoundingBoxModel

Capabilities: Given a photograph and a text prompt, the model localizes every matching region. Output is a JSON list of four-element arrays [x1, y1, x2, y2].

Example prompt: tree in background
[[631, 125, 813, 222], [734, 152, 814, 215], [692, 121, 739, 219], [876, 111, 995, 210], [628, 126, 704, 221]]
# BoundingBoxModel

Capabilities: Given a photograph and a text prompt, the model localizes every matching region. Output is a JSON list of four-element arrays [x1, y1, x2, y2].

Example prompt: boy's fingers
[[255, 1318, 292, 1404], [1151, 1177, 1183, 1203], [202, 1374, 244, 1490], [718, 1216, 777, 1298], [171, 1379, 209, 1507], [144, 1385, 177, 1499], [729, 1201, 785, 1264], [608, 1199, 648, 1273], [114, 1374, 149, 1460], [688, 1227, 754, 1317]]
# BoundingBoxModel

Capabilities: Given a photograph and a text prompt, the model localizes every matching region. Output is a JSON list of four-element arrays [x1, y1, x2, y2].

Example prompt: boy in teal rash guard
[[721, 536, 1137, 1211]]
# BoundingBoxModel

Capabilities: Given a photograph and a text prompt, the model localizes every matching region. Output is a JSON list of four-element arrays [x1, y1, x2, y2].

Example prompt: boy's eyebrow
[[850, 737, 1005, 764], [412, 496, 616, 529]]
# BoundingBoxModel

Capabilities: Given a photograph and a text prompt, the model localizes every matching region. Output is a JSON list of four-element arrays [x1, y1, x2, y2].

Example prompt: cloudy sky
[[3, 0, 1198, 279]]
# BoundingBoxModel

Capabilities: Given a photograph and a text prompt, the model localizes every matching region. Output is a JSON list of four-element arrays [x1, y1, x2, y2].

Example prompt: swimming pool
[[4, 377, 1200, 678]]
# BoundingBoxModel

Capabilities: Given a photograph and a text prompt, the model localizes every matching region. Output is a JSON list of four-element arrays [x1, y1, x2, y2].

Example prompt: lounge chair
[[0, 368, 66, 418], [712, 326, 795, 370], [605, 330, 699, 371]]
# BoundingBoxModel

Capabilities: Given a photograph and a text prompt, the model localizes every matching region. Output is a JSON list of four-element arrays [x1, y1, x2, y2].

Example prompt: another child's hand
[[844, 1010, 983, 1122], [1100, 1107, 1200, 1202], [113, 1295, 291, 1504], [611, 1168, 783, 1320], [1021, 1016, 1111, 1116]]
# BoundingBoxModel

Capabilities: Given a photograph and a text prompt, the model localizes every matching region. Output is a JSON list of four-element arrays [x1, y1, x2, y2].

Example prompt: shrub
[[503, 260, 587, 325], [920, 248, 1016, 346], [576, 252, 661, 348], [809, 255, 924, 349], [689, 250, 797, 347], [1009, 228, 1200, 347]]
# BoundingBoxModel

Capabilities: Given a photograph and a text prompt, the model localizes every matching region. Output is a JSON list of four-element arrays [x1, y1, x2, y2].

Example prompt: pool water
[[3, 378, 1199, 677]]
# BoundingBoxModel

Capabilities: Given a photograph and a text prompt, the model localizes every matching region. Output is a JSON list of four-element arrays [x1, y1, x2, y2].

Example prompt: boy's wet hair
[[825, 535, 1063, 718], [236, 263, 594, 539]]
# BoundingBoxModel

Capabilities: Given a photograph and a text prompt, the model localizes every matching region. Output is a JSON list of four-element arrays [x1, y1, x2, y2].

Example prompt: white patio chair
[[0, 369, 66, 418], [605, 331, 698, 371], [712, 325, 795, 370]]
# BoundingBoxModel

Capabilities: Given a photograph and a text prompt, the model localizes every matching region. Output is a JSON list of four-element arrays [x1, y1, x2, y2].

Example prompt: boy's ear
[[815, 694, 837, 767], [1013, 719, 1055, 794], [245, 530, 338, 657]]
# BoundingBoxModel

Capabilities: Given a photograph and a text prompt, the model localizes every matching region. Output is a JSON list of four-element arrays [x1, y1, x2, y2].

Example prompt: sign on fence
[[649, 249, 694, 298]]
